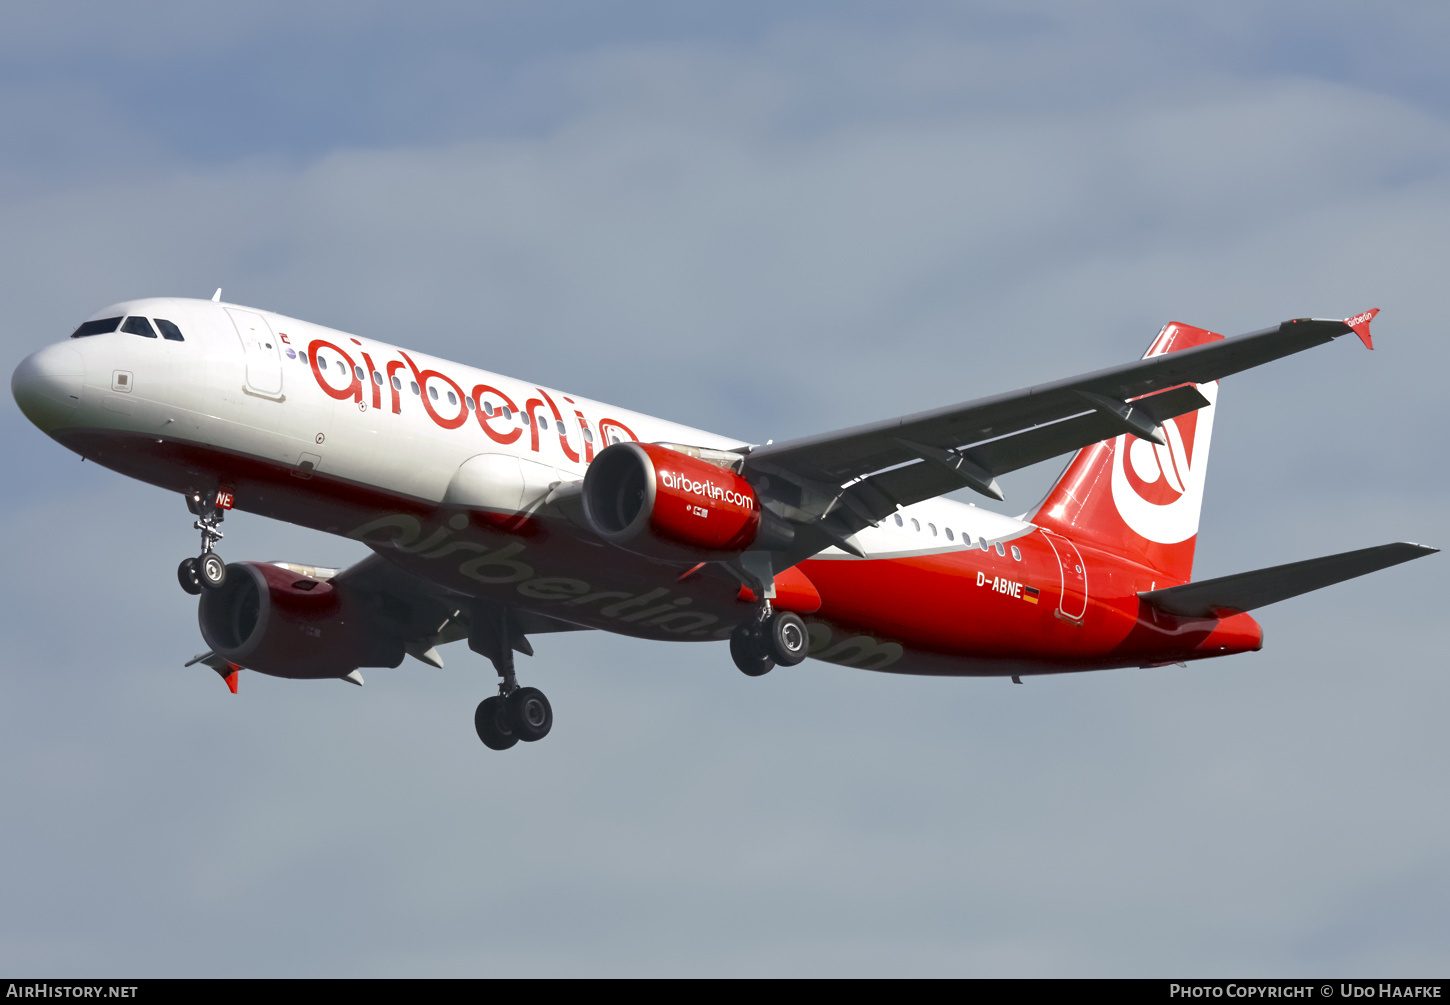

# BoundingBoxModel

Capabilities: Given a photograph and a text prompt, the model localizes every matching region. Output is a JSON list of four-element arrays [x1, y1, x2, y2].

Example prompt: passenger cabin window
[[502, 406, 512, 420], [354, 366, 365, 380], [154, 318, 185, 341], [583, 427, 594, 443], [319, 357, 329, 370], [945, 528, 954, 541], [372, 371, 382, 385], [894, 514, 903, 527], [465, 396, 475, 410], [995, 542, 1006, 556], [410, 381, 420, 395], [928, 523, 937, 536], [121, 316, 157, 338], [911, 518, 920, 532], [429, 386, 439, 401], [71, 317, 122, 338], [1011, 546, 1022, 561], [483, 401, 495, 416], [298, 352, 308, 364], [447, 391, 457, 406], [555, 420, 565, 434], [391, 375, 401, 390], [522, 412, 532, 425]]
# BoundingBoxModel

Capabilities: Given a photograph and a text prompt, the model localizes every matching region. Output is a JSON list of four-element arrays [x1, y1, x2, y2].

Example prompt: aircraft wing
[[742, 314, 1372, 561], [186, 553, 589, 688], [1137, 542, 1437, 619], [331, 553, 589, 668]]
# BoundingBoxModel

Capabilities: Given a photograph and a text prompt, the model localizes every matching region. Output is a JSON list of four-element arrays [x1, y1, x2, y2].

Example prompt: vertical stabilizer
[[1031, 322, 1223, 583]]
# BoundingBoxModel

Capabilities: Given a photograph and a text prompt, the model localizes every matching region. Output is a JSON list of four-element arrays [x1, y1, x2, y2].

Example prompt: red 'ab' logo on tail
[[1110, 382, 1218, 545]]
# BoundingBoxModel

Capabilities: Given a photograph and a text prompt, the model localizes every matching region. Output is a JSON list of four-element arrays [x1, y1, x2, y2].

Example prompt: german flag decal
[[1023, 585, 1040, 605]]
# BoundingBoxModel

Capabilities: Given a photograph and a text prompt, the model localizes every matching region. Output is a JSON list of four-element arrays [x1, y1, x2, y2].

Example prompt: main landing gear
[[475, 688, 552, 751], [470, 607, 553, 751], [177, 489, 228, 596], [730, 605, 809, 677]]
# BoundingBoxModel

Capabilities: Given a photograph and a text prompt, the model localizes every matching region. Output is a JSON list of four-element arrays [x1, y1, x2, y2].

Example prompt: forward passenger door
[[226, 308, 284, 399]]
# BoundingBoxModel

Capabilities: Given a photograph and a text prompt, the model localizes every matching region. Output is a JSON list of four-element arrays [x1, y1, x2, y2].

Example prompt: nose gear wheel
[[179, 488, 229, 594], [198, 552, 227, 590], [177, 557, 202, 595]]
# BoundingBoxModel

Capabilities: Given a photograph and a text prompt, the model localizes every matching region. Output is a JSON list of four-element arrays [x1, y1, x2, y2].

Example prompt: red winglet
[[1345, 308, 1378, 350], [224, 663, 240, 694]]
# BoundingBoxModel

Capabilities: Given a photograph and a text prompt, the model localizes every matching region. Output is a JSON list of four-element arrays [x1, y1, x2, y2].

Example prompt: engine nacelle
[[198, 562, 404, 679], [583, 442, 791, 558]]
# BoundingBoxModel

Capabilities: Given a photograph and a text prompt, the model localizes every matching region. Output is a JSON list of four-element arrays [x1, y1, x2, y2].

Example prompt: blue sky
[[1, 1, 1446, 976]]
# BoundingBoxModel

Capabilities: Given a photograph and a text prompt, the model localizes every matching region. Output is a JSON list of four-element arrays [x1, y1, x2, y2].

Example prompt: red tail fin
[[1031, 323, 1223, 584]]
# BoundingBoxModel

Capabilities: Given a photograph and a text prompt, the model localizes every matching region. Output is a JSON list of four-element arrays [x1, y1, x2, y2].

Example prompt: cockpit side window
[[121, 316, 158, 338], [154, 318, 185, 341], [71, 317, 122, 338]]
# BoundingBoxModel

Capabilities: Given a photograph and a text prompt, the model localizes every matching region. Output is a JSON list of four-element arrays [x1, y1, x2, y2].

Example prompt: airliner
[[11, 293, 1434, 749]]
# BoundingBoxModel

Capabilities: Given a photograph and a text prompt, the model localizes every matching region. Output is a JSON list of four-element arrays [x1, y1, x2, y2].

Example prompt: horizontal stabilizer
[[1139, 542, 1437, 618]]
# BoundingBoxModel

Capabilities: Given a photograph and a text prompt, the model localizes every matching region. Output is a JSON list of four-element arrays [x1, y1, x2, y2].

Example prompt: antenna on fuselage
[[211, 288, 222, 302]]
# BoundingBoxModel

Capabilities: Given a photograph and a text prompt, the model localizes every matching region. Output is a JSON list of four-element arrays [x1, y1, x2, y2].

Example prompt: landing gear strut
[[177, 489, 228, 595], [730, 604, 809, 676], [471, 606, 553, 750]]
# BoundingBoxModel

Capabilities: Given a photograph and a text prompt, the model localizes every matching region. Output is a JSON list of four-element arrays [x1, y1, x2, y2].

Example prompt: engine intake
[[583, 442, 791, 558], [198, 562, 403, 679]]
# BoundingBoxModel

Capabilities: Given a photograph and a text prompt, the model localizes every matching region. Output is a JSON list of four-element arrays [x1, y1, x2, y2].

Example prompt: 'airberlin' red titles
[[305, 342, 635, 458]]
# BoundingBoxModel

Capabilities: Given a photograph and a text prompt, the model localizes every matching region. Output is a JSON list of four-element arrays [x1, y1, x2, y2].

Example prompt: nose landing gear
[[470, 607, 553, 751], [177, 489, 229, 596]]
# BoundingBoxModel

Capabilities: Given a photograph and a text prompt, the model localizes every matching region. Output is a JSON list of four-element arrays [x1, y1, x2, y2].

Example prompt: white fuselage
[[20, 296, 1033, 557]]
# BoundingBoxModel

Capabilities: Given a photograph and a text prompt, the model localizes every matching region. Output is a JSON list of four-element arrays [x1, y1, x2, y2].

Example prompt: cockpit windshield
[[69, 315, 186, 341], [71, 317, 122, 338]]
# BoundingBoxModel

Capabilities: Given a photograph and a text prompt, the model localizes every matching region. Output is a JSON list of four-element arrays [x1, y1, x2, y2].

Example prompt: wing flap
[[1138, 542, 1437, 619]]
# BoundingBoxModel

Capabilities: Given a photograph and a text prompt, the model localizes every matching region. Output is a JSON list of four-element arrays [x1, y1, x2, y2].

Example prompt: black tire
[[730, 626, 775, 677], [198, 553, 227, 590], [475, 696, 518, 750], [507, 687, 553, 742], [768, 611, 809, 666], [177, 557, 202, 595]]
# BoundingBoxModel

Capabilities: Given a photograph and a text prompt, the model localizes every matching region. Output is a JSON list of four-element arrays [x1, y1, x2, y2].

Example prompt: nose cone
[[12, 343, 84, 432]]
